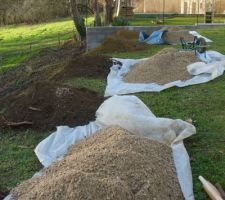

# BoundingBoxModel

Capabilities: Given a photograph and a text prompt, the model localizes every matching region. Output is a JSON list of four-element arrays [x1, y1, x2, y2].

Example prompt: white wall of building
[[180, 0, 225, 14]]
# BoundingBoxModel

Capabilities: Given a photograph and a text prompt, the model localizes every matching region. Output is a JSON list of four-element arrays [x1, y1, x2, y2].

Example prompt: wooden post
[[163, 0, 165, 24], [58, 33, 61, 47]]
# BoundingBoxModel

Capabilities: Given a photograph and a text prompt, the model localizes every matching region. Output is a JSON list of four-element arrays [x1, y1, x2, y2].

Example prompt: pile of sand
[[0, 82, 103, 132], [11, 127, 184, 200], [94, 30, 148, 54], [124, 48, 200, 85], [161, 27, 194, 44]]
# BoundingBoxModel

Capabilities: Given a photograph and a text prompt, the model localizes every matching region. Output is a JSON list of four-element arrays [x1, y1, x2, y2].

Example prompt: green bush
[[112, 16, 129, 26]]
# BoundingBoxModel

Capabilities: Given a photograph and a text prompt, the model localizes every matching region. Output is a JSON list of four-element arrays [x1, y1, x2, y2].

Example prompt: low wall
[[86, 24, 225, 51]]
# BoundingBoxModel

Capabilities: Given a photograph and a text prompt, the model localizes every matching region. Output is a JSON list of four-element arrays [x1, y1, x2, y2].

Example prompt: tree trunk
[[70, 0, 86, 40], [94, 0, 101, 26], [116, 0, 121, 17], [105, 0, 113, 25]]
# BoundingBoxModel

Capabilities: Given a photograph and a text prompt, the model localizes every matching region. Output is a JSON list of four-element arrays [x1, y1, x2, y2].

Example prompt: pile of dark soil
[[114, 29, 139, 40], [0, 186, 9, 200], [0, 82, 103, 132], [11, 127, 183, 200], [94, 34, 148, 54], [54, 54, 113, 81], [0, 41, 85, 101]]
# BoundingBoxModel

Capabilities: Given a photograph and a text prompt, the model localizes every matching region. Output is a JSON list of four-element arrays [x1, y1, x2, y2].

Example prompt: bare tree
[[105, 0, 113, 25], [94, 0, 101, 26], [70, 0, 86, 40], [116, 0, 121, 16]]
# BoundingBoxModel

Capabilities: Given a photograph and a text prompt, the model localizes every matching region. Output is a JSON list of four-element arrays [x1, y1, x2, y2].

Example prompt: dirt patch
[[93, 30, 148, 54], [0, 82, 103, 132], [11, 126, 184, 200], [0, 187, 9, 200], [54, 54, 113, 81], [161, 27, 194, 44], [124, 47, 200, 85], [0, 41, 85, 101], [114, 29, 139, 40]]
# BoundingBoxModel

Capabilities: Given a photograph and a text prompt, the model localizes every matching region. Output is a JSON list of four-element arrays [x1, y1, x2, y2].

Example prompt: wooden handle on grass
[[199, 176, 223, 200]]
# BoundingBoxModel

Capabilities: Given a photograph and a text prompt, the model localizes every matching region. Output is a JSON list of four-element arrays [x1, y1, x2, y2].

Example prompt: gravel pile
[[124, 47, 200, 85], [161, 27, 194, 44], [11, 126, 183, 200]]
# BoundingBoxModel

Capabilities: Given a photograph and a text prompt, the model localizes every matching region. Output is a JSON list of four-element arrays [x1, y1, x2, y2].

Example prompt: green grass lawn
[[0, 15, 224, 72], [129, 15, 225, 26], [0, 17, 98, 73], [0, 18, 75, 72], [0, 18, 225, 199]]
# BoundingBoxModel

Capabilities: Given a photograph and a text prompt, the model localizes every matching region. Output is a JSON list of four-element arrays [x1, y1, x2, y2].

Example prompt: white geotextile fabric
[[189, 31, 212, 43], [104, 51, 225, 97], [34, 95, 196, 200]]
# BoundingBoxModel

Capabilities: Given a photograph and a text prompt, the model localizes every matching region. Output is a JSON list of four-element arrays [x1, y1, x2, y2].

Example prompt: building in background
[[133, 0, 181, 13], [181, 0, 225, 14], [131, 0, 225, 14]]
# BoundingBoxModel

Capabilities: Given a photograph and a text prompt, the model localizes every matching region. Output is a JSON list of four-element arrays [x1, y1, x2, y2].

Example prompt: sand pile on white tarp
[[11, 126, 184, 200], [124, 48, 200, 85], [161, 27, 194, 44]]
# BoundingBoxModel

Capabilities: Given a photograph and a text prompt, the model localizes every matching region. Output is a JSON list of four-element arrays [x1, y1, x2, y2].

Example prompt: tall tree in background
[[105, 0, 113, 25], [116, 0, 121, 16], [70, 0, 86, 40], [94, 0, 101, 26]]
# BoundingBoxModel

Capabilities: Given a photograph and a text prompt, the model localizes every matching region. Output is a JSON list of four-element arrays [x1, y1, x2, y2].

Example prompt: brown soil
[[0, 187, 9, 200], [114, 29, 139, 40], [53, 54, 113, 81], [0, 41, 85, 101], [11, 126, 184, 200], [94, 36, 148, 54], [0, 82, 103, 132], [124, 47, 200, 85]]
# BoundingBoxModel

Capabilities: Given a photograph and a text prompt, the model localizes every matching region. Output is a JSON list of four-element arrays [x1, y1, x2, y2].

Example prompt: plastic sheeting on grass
[[33, 95, 196, 200], [139, 30, 212, 44], [139, 30, 166, 44], [104, 51, 225, 97]]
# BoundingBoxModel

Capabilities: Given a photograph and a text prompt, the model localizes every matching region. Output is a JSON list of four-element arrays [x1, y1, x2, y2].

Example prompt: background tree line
[[0, 0, 70, 25], [0, 0, 119, 41]]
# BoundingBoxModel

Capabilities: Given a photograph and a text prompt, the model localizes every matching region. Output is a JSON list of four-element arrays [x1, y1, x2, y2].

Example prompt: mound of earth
[[114, 29, 139, 40], [94, 35, 149, 54], [0, 82, 103, 132], [54, 54, 112, 81], [0, 40, 85, 101], [11, 126, 184, 200], [161, 27, 194, 44], [124, 47, 200, 85], [0, 186, 9, 200]]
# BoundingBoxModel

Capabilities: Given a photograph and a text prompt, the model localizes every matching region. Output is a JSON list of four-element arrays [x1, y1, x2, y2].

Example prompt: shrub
[[112, 16, 129, 26]]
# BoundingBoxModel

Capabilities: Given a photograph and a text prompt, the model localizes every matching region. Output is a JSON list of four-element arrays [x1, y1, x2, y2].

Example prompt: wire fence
[[0, 30, 76, 68]]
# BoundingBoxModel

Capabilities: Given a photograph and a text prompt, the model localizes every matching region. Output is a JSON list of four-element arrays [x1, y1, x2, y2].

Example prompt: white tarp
[[104, 51, 225, 97], [189, 31, 212, 43], [139, 30, 212, 45], [34, 95, 196, 200]]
